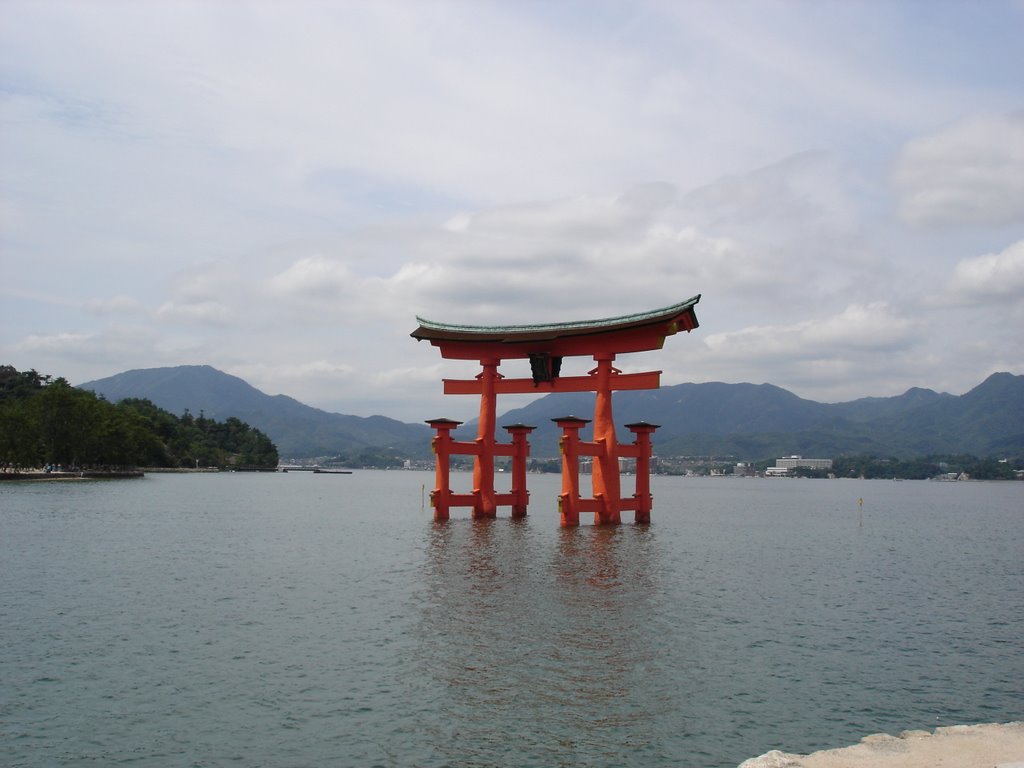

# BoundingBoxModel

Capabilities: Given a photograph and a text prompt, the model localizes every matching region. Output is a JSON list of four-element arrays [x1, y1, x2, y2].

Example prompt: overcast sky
[[2, 1, 1023, 423]]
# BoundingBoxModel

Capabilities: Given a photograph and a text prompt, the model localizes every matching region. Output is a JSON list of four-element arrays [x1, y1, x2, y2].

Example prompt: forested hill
[[0, 366, 278, 470], [79, 364, 429, 458]]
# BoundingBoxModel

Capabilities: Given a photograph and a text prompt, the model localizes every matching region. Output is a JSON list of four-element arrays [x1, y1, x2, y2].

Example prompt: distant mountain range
[[488, 372, 1024, 459], [78, 365, 429, 458], [78, 366, 1024, 460]]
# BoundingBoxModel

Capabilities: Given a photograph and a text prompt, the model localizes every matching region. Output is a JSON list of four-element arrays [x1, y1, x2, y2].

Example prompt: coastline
[[0, 469, 145, 481], [139, 467, 221, 473], [739, 723, 1024, 768], [0, 467, 274, 480]]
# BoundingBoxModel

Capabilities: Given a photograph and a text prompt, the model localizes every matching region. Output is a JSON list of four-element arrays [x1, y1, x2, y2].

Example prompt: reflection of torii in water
[[411, 295, 701, 525]]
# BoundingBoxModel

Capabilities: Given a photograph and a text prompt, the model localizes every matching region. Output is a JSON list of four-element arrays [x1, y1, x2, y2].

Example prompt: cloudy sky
[[2, 0, 1023, 422]]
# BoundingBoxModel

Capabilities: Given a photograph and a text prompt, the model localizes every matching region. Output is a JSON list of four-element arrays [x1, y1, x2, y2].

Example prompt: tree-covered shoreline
[[0, 366, 278, 472]]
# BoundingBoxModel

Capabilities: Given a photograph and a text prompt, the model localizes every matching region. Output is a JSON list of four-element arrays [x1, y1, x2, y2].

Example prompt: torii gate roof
[[411, 294, 700, 360]]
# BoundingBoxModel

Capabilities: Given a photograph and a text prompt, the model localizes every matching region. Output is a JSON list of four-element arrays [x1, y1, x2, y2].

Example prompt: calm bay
[[2, 472, 1022, 767]]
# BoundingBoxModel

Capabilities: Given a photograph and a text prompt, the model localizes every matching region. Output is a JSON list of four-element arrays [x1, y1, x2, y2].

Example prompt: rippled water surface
[[2, 472, 1022, 767]]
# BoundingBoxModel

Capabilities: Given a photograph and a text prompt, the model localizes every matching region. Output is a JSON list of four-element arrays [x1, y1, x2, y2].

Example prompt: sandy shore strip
[[739, 723, 1024, 768]]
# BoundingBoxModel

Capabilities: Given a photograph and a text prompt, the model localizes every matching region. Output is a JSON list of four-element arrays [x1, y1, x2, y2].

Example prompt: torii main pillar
[[412, 295, 701, 524]]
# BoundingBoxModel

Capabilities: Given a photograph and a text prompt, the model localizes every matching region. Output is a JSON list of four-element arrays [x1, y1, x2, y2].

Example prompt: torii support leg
[[472, 358, 500, 519], [626, 421, 658, 524], [554, 416, 587, 526], [426, 418, 462, 522], [591, 354, 621, 524], [503, 424, 534, 518]]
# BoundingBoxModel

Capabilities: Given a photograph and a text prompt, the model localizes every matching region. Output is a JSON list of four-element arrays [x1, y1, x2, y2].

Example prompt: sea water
[[2, 472, 1022, 767]]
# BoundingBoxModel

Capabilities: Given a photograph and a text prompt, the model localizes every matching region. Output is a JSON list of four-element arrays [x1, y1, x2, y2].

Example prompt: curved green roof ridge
[[414, 294, 701, 335]]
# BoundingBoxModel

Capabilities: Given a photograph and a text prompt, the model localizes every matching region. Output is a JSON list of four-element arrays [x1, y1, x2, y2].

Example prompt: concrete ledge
[[739, 722, 1024, 768]]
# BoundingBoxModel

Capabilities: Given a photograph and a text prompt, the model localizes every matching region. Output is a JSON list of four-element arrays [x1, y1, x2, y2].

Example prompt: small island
[[0, 365, 279, 476]]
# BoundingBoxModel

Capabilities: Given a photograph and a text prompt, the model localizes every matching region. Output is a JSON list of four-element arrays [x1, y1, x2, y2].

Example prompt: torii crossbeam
[[412, 295, 701, 525]]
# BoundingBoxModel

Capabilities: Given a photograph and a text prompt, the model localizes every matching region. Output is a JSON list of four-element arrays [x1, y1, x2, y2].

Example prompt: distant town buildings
[[765, 455, 833, 476]]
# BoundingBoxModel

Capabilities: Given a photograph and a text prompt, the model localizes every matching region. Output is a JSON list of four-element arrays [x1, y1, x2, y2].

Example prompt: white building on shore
[[765, 455, 833, 476]]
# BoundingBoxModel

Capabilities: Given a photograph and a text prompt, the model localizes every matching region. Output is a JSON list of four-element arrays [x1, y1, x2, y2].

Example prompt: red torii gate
[[411, 295, 701, 525]]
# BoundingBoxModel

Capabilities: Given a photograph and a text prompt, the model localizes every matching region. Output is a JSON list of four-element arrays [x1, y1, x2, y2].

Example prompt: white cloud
[[230, 359, 356, 399], [228, 358, 457, 420], [3, 2, 1023, 420], [932, 239, 1024, 307], [83, 295, 143, 315], [17, 332, 93, 353], [16, 326, 161, 369], [660, 302, 932, 402], [169, 266, 238, 304], [151, 264, 241, 326], [702, 303, 918, 363], [893, 113, 1024, 227], [266, 255, 355, 301], [0, 197, 26, 236], [397, 158, 858, 327], [156, 301, 231, 326]]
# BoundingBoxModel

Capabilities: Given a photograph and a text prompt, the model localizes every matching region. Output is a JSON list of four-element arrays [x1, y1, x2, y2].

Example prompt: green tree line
[[0, 366, 278, 471], [786, 453, 1022, 480]]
